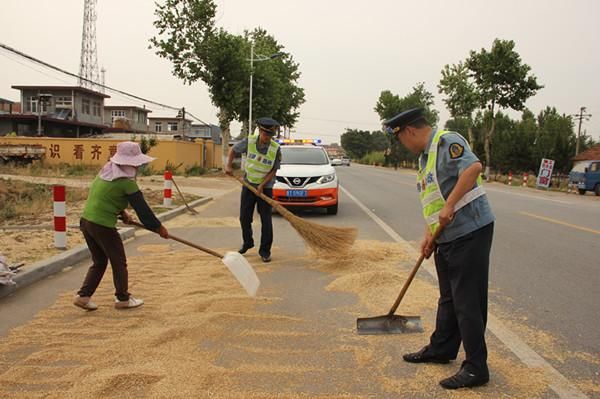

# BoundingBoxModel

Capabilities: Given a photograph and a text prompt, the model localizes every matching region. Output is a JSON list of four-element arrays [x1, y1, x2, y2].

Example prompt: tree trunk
[[242, 120, 249, 138], [484, 116, 495, 181], [467, 125, 474, 147], [218, 110, 231, 169]]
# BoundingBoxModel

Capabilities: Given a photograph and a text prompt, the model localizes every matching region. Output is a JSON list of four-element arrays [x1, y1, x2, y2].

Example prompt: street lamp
[[248, 42, 284, 135]]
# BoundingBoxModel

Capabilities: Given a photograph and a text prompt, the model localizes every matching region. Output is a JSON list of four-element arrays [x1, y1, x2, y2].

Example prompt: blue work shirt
[[232, 138, 281, 189], [419, 129, 495, 244]]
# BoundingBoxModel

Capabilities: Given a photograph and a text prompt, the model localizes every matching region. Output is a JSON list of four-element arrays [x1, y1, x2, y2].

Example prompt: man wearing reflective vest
[[225, 117, 282, 263], [384, 108, 495, 389]]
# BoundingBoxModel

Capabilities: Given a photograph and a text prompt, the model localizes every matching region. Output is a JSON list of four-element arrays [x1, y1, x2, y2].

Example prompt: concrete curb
[[0, 197, 212, 300]]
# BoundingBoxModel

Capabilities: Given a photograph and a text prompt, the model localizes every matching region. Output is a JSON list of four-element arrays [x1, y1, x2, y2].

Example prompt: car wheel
[[578, 189, 586, 195], [595, 184, 600, 196], [326, 203, 338, 215]]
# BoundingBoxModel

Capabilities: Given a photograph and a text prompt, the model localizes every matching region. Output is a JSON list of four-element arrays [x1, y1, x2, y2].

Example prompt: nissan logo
[[293, 178, 302, 185]]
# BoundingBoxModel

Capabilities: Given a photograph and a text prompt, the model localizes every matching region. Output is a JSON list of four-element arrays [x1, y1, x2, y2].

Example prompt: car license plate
[[577, 182, 585, 189], [287, 190, 308, 197]]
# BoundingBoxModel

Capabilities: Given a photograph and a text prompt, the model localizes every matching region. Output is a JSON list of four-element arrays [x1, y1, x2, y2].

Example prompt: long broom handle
[[127, 220, 223, 259], [234, 176, 282, 210], [171, 176, 199, 215], [388, 225, 443, 316]]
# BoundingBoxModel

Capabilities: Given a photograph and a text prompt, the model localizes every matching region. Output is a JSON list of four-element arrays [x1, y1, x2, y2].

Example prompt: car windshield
[[281, 147, 329, 165], [571, 162, 591, 173]]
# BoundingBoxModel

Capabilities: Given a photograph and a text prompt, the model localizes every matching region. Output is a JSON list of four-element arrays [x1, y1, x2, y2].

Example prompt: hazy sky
[[1, 0, 599, 144]]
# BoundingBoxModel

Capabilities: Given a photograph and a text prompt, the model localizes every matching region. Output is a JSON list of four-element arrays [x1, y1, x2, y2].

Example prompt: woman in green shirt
[[74, 141, 168, 311]]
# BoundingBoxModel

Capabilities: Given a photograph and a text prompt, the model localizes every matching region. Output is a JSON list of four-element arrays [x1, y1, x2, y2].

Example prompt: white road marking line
[[340, 184, 589, 399]]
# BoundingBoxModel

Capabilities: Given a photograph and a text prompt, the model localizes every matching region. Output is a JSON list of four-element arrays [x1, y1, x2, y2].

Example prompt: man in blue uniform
[[384, 108, 495, 389], [225, 117, 282, 263]]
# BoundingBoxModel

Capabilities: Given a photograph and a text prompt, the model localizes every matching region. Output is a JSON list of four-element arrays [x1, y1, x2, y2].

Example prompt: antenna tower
[[79, 0, 99, 90]]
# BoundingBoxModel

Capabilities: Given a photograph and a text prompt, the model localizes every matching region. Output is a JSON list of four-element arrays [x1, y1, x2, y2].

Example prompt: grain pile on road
[[0, 240, 567, 398]]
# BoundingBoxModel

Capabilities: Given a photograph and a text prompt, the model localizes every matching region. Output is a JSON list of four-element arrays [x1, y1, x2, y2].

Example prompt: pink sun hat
[[110, 141, 155, 166]]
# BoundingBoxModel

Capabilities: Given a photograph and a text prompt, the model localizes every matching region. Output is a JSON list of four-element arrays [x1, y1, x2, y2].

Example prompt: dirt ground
[[0, 175, 205, 268]]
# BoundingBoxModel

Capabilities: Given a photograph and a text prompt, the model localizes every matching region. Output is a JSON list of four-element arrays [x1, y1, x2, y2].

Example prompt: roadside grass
[[0, 178, 88, 224], [0, 177, 200, 225], [0, 162, 99, 177], [0, 162, 220, 179]]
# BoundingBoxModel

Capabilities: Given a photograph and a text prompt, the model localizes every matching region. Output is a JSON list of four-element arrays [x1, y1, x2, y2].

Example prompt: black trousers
[[78, 218, 130, 301], [427, 222, 494, 375], [239, 186, 273, 257]]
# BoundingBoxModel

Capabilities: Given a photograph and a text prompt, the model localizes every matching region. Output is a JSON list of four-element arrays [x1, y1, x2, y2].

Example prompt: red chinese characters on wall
[[73, 144, 84, 160], [49, 144, 60, 159], [91, 145, 102, 160], [108, 145, 117, 160]]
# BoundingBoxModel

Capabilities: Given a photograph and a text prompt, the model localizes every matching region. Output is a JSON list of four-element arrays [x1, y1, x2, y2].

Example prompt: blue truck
[[569, 160, 600, 195]]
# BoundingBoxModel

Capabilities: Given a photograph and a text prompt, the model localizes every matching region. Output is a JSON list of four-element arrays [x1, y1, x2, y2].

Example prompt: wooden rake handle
[[127, 220, 223, 259], [388, 225, 444, 316]]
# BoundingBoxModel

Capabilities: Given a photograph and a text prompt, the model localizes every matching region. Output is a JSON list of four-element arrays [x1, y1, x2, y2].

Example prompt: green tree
[[438, 62, 478, 144], [488, 111, 522, 173], [466, 39, 542, 177], [150, 0, 304, 162], [373, 83, 438, 166], [374, 83, 439, 125], [373, 90, 402, 121], [370, 131, 389, 152], [534, 107, 576, 173], [340, 129, 371, 159], [240, 28, 305, 135], [151, 1, 241, 161]]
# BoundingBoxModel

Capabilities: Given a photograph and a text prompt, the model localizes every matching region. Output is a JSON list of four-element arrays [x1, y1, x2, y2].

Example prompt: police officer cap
[[383, 108, 425, 135], [257, 117, 280, 135]]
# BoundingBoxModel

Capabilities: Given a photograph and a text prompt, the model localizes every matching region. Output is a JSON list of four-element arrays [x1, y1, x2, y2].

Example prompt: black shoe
[[261, 255, 271, 263], [238, 244, 254, 254], [439, 368, 489, 389], [402, 347, 452, 364]]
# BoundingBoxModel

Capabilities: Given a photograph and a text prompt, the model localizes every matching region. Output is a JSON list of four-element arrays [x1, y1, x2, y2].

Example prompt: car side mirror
[[584, 167, 589, 173]]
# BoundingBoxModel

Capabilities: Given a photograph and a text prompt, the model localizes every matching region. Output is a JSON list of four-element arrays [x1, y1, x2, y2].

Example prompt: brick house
[[189, 123, 222, 144], [104, 105, 151, 133], [0, 85, 110, 137], [148, 116, 192, 137]]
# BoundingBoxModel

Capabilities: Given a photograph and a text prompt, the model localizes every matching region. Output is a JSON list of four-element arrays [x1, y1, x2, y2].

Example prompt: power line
[[0, 41, 209, 125], [0, 52, 73, 86]]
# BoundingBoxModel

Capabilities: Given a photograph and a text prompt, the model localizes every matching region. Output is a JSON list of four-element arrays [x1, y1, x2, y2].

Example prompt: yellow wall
[[0, 137, 223, 170]]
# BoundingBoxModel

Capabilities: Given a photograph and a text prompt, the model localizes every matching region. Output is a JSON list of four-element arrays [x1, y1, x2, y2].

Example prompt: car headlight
[[318, 173, 336, 184]]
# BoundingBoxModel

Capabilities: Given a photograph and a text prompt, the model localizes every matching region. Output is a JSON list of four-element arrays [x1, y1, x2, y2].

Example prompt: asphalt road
[[335, 163, 600, 382], [1, 169, 598, 397]]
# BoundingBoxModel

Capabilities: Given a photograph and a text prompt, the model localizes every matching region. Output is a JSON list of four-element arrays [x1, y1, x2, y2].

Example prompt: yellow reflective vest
[[244, 135, 280, 184], [417, 130, 485, 234]]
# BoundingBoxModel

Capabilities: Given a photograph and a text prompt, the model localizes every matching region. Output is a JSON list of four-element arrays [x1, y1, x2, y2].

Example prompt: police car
[[273, 139, 339, 215]]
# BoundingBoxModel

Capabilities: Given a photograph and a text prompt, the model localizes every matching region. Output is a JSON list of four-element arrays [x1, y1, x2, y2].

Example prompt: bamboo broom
[[235, 176, 357, 256]]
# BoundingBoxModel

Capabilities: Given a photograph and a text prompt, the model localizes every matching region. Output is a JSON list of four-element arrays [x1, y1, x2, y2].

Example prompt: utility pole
[[35, 93, 53, 136], [248, 41, 254, 136], [177, 107, 186, 139], [572, 107, 592, 156], [182, 107, 186, 140]]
